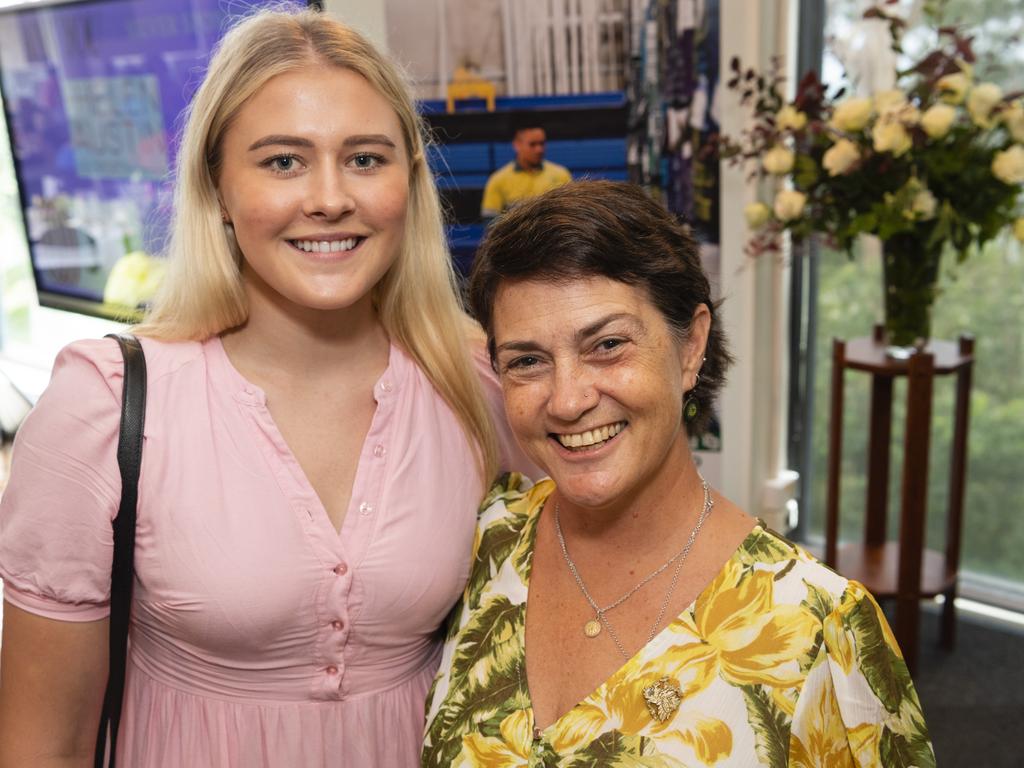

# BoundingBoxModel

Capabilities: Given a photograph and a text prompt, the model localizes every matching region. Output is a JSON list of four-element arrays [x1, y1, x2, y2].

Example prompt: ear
[[679, 303, 711, 390]]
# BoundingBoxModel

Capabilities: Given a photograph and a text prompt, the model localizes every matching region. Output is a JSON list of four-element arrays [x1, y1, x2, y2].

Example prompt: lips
[[553, 421, 627, 451]]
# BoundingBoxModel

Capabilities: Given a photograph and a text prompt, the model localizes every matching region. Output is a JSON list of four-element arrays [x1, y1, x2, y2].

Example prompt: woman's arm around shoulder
[[0, 337, 125, 766]]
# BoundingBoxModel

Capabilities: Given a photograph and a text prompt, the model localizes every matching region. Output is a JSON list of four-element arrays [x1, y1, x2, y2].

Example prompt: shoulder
[[134, 335, 206, 385], [728, 523, 855, 620], [50, 336, 204, 391], [489, 162, 516, 182]]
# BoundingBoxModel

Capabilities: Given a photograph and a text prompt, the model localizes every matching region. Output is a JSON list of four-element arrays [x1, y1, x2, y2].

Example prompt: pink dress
[[0, 335, 527, 767]]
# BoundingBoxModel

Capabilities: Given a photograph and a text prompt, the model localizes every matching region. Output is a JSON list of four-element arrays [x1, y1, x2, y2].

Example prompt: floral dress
[[422, 474, 936, 767]]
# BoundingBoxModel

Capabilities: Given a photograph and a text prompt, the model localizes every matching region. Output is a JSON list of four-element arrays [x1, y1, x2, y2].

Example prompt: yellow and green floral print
[[423, 474, 935, 767]]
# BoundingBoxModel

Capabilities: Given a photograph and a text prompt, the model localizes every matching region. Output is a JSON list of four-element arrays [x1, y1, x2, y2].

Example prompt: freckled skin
[[492, 277, 708, 521]]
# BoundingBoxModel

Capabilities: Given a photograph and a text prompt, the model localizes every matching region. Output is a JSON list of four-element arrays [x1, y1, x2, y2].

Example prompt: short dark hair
[[511, 118, 544, 138], [468, 180, 732, 436]]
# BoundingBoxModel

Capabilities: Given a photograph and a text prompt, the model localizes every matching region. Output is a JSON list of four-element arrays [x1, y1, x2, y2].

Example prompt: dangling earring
[[683, 396, 699, 423], [683, 360, 705, 423]]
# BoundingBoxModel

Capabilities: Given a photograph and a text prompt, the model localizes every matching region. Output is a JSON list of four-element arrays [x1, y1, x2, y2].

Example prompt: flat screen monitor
[[0, 0, 286, 318]]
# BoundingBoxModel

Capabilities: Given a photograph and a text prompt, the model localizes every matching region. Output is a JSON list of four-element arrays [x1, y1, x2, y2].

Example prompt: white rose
[[874, 89, 907, 115], [937, 72, 971, 104], [831, 97, 873, 132], [1002, 101, 1024, 143], [1014, 217, 1024, 242], [967, 82, 1004, 127], [773, 189, 807, 222], [822, 138, 860, 176], [896, 104, 921, 126], [744, 202, 772, 229], [921, 103, 957, 138], [872, 120, 913, 157], [992, 145, 1024, 185], [776, 105, 808, 131], [911, 188, 938, 219], [762, 145, 795, 175]]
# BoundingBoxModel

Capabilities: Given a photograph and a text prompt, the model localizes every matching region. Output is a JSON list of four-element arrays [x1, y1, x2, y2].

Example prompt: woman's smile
[[552, 421, 627, 452]]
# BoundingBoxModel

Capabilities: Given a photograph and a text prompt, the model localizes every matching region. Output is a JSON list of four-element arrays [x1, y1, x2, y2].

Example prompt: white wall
[[717, 0, 798, 526]]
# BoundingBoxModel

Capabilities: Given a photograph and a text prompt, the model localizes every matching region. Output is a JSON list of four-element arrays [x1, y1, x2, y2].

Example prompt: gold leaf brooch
[[642, 676, 683, 723]]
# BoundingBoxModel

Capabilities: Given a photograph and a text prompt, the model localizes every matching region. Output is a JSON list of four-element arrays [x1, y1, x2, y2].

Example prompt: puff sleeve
[[789, 581, 936, 767], [0, 338, 124, 621]]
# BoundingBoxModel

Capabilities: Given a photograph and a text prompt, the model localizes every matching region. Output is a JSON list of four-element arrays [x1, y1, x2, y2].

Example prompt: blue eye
[[352, 153, 384, 170], [598, 338, 624, 351], [261, 154, 300, 174]]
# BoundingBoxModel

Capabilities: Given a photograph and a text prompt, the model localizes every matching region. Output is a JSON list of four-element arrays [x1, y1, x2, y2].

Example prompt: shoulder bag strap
[[94, 333, 147, 768]]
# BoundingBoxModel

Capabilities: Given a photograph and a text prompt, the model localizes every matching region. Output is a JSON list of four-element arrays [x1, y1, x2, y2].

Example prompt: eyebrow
[[494, 312, 642, 354], [247, 134, 398, 152]]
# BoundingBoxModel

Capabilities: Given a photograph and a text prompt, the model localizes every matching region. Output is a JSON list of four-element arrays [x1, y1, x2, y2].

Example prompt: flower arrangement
[[720, 5, 1024, 262]]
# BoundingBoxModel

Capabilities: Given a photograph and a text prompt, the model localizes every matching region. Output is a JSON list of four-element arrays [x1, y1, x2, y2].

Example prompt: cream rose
[[822, 138, 860, 176], [776, 105, 808, 131], [992, 145, 1024, 185], [773, 189, 807, 222], [831, 97, 873, 132], [937, 72, 971, 104], [1014, 217, 1024, 242], [911, 188, 938, 220], [1000, 100, 1024, 143], [967, 82, 1004, 127], [874, 89, 907, 115], [762, 145, 795, 175], [872, 120, 913, 156], [744, 202, 771, 229], [920, 103, 957, 139]]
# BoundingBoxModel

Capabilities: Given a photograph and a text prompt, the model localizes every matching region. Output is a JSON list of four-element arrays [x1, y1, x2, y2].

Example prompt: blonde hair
[[136, 6, 499, 480]]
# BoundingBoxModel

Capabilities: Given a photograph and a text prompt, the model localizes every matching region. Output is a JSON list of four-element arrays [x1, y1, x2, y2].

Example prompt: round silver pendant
[[584, 619, 602, 638]]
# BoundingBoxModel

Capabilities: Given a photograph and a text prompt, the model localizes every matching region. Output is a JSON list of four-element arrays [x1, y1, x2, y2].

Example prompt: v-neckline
[[519, 482, 760, 738], [207, 334, 397, 545]]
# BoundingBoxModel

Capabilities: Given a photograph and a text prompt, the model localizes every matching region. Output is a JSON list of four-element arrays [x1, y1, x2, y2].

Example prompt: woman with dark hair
[[423, 181, 934, 766]]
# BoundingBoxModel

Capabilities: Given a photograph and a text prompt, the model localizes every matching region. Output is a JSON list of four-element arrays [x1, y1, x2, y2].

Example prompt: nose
[[303, 167, 355, 220], [546, 361, 597, 423]]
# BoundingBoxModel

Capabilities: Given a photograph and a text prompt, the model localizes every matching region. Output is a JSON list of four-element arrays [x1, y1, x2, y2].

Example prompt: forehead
[[492, 276, 661, 340], [226, 64, 405, 149], [515, 128, 546, 143]]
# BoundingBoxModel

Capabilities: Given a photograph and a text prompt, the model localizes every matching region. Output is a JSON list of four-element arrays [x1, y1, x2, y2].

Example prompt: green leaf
[[449, 594, 524, 691], [467, 506, 531, 609], [740, 528, 797, 565], [846, 597, 913, 714], [801, 580, 835, 624], [879, 728, 937, 768], [740, 685, 791, 768], [567, 731, 672, 767]]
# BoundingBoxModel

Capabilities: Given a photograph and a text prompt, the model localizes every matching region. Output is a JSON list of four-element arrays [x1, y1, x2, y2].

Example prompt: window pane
[[808, 1, 1024, 587]]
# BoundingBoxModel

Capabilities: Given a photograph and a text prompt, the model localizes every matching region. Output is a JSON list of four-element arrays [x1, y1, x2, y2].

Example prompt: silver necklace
[[554, 477, 713, 661]]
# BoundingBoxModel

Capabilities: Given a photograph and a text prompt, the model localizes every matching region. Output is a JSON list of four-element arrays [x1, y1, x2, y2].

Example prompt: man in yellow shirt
[[481, 124, 571, 217]]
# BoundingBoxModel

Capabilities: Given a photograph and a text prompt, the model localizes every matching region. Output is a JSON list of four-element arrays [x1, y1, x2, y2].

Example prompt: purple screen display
[[0, 0, 276, 313]]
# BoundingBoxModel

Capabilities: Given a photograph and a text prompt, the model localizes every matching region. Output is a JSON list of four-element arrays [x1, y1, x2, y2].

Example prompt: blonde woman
[[0, 7, 526, 766]]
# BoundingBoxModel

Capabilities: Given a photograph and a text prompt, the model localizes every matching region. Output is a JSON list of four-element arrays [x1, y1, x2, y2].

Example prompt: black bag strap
[[95, 333, 147, 768]]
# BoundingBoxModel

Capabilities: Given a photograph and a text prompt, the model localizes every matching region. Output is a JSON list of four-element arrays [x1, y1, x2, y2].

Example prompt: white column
[[717, 0, 798, 529]]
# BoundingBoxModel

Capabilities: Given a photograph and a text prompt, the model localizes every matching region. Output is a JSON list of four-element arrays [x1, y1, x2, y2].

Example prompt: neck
[[220, 269, 389, 382], [553, 439, 707, 548]]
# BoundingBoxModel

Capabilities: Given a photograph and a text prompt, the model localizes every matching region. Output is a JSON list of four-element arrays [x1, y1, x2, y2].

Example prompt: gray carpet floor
[[911, 605, 1024, 767]]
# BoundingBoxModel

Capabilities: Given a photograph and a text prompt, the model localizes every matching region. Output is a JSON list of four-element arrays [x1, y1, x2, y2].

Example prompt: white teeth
[[557, 421, 625, 449], [293, 238, 358, 253]]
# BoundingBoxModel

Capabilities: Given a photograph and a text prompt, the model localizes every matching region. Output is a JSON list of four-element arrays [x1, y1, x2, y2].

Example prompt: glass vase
[[881, 232, 942, 358]]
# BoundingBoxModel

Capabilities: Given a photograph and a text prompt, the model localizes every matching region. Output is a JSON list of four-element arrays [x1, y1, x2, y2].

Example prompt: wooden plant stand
[[824, 325, 974, 673]]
